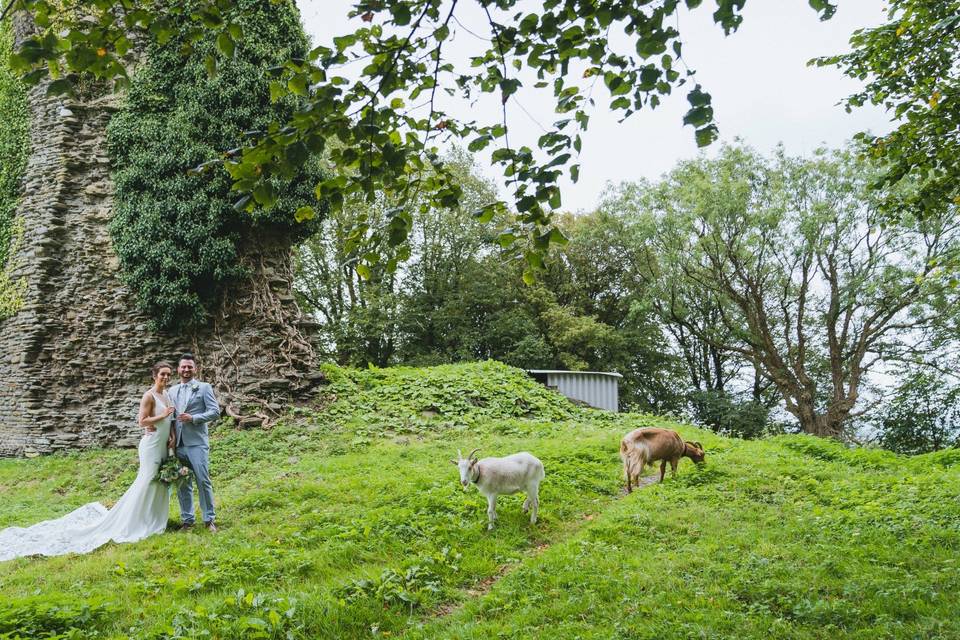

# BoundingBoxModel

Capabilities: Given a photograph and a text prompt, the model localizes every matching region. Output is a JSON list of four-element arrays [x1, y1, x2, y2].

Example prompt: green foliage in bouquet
[[156, 455, 192, 487]]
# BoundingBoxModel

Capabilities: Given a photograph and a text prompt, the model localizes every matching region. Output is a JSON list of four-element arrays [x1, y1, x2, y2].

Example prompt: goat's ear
[[449, 459, 458, 465]]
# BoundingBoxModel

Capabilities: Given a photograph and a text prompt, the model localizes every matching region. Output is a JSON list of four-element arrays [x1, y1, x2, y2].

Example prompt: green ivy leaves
[[106, 0, 323, 331], [0, 21, 29, 319]]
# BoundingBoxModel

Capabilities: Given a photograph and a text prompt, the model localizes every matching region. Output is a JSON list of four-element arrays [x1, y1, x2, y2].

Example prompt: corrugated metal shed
[[527, 370, 622, 412]]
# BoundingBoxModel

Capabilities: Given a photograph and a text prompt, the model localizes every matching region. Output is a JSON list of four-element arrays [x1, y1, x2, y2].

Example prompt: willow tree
[[645, 145, 960, 437]]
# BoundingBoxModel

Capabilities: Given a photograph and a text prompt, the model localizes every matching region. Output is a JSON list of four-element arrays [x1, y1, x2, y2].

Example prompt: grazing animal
[[619, 428, 705, 491], [451, 449, 545, 530]]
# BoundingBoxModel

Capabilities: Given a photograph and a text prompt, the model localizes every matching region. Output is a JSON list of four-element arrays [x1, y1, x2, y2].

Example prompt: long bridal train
[[0, 391, 173, 562]]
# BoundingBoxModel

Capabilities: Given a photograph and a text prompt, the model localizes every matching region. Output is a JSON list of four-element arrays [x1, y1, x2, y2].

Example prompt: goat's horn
[[467, 448, 480, 460], [457, 449, 463, 459]]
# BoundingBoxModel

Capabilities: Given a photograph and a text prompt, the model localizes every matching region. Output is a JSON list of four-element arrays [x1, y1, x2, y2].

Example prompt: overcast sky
[[297, 1, 893, 212]]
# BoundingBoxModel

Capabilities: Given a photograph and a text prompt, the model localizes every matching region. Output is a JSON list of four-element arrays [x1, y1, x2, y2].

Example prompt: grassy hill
[[1, 361, 958, 639]]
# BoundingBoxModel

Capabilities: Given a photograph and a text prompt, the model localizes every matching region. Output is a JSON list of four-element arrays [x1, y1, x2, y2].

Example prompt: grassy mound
[[0, 362, 958, 639], [318, 361, 583, 427]]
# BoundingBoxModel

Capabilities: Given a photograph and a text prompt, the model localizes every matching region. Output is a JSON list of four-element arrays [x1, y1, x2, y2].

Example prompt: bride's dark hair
[[151, 361, 173, 377]]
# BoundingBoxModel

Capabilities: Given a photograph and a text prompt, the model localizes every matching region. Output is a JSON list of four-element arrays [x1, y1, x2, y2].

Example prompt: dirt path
[[622, 472, 661, 494]]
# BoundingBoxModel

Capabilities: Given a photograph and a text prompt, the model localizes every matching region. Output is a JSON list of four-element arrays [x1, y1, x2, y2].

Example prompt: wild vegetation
[[2, 2, 958, 631], [4, 0, 957, 445], [1, 362, 958, 639], [107, 0, 322, 331], [0, 20, 28, 319]]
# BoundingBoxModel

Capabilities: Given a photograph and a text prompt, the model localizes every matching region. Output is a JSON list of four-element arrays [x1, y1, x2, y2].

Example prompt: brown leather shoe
[[205, 521, 218, 533], [179, 522, 194, 531]]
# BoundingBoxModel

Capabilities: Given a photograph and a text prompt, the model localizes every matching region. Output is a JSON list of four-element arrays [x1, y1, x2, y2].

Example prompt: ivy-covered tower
[[0, 2, 323, 457]]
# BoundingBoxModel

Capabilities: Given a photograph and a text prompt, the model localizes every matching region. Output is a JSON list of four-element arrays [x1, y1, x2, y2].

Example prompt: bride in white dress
[[0, 361, 178, 561]]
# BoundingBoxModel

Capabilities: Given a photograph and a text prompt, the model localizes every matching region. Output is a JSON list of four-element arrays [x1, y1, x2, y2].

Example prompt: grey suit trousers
[[176, 445, 215, 524]]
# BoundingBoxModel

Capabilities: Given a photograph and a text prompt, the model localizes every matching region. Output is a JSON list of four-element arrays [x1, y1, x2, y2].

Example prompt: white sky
[[297, 1, 893, 212]]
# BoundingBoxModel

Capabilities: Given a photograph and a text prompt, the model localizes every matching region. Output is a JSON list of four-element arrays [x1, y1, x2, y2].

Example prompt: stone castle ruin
[[0, 15, 322, 457]]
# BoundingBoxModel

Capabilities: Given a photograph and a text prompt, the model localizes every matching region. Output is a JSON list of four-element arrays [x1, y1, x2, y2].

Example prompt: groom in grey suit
[[171, 353, 221, 532]]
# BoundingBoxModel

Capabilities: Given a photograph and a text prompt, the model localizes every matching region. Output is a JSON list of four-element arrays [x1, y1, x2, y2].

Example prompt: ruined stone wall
[[0, 19, 321, 457]]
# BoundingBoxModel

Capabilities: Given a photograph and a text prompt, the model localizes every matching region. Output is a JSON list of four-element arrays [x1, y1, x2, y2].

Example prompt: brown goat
[[619, 428, 705, 492]]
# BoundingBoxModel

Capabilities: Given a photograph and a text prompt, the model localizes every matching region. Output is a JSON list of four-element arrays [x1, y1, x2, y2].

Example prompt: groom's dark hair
[[179, 353, 196, 364]]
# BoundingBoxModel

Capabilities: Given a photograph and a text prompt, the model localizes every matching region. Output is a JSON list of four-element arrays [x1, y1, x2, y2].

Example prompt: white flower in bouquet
[[155, 456, 192, 487]]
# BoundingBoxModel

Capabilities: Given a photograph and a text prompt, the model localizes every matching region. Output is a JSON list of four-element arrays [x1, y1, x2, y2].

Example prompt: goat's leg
[[486, 494, 498, 530], [659, 460, 667, 482], [636, 453, 648, 488], [528, 481, 540, 524], [625, 458, 633, 493], [627, 452, 643, 492], [670, 458, 679, 478]]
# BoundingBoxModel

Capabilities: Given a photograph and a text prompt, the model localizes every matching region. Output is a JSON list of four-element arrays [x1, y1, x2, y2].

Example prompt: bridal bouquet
[[156, 454, 192, 487]]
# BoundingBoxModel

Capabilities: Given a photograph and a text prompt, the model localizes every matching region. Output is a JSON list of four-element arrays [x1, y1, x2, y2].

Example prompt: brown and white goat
[[619, 428, 705, 492]]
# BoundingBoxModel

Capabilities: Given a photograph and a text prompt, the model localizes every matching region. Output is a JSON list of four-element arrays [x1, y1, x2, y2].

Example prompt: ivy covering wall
[[0, 21, 29, 320], [107, 0, 322, 331]]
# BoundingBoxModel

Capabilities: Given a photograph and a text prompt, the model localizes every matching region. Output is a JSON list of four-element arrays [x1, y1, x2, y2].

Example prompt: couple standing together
[[0, 354, 220, 561], [145, 353, 220, 533]]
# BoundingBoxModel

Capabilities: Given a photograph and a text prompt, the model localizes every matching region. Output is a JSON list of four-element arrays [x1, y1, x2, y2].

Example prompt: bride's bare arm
[[138, 392, 173, 431]]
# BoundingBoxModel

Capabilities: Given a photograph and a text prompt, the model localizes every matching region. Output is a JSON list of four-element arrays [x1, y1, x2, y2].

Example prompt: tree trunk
[[789, 400, 847, 438]]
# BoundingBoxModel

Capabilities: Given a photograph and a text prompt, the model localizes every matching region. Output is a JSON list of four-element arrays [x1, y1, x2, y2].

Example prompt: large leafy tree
[[596, 180, 748, 398], [3, 0, 839, 275], [295, 149, 682, 410], [293, 194, 404, 367], [294, 148, 497, 366], [539, 209, 685, 411], [815, 0, 960, 218], [640, 144, 960, 437]]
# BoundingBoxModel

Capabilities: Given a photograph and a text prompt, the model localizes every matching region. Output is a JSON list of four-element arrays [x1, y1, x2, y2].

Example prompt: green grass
[[1, 361, 958, 639]]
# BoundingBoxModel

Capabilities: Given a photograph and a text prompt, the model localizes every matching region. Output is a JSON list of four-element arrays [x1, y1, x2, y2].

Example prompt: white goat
[[451, 449, 545, 530]]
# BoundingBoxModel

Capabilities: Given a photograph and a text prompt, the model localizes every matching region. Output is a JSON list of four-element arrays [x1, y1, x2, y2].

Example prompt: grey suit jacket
[[171, 380, 220, 447]]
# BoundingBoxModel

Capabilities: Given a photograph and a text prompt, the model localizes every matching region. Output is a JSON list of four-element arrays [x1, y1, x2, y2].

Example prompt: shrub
[[319, 360, 581, 428], [688, 389, 777, 439], [876, 370, 960, 455]]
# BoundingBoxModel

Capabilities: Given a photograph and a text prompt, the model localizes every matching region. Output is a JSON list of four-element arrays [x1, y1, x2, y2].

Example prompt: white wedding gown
[[0, 391, 173, 561]]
